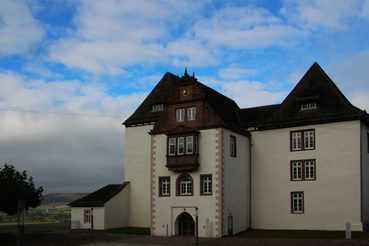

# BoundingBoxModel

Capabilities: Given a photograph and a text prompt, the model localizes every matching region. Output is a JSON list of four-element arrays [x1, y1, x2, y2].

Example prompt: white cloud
[[167, 39, 217, 66], [326, 50, 369, 91], [47, 0, 204, 74], [193, 6, 305, 49], [281, 0, 364, 30], [359, 0, 369, 20], [0, 71, 147, 193], [0, 0, 44, 56], [220, 80, 287, 108], [218, 66, 257, 80], [349, 90, 369, 111]]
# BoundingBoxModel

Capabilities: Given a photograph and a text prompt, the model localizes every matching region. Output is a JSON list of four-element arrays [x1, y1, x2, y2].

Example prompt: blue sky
[[0, 0, 368, 194]]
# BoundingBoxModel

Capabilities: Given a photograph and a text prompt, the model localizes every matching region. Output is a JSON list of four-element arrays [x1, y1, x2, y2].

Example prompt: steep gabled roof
[[123, 72, 245, 132], [240, 62, 367, 129], [123, 72, 178, 126], [68, 182, 129, 207]]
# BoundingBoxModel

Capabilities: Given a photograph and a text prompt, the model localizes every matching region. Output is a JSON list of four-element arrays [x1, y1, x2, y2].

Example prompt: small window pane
[[159, 177, 170, 196], [187, 107, 196, 121], [292, 132, 301, 150], [180, 176, 192, 195], [186, 136, 193, 154], [176, 109, 185, 122], [292, 192, 304, 213], [169, 138, 176, 155], [305, 161, 315, 180], [304, 130, 314, 149], [152, 104, 164, 112], [230, 135, 237, 157], [177, 137, 184, 155]]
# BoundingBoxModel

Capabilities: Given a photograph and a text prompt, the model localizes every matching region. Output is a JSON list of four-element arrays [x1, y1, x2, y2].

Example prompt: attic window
[[301, 102, 316, 111], [152, 104, 164, 112]]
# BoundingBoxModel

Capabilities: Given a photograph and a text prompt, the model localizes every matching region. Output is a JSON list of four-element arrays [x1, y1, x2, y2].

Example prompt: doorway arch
[[175, 212, 195, 235]]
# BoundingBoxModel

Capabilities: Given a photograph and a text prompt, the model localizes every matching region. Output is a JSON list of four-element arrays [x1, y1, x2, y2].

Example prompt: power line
[[0, 108, 123, 118]]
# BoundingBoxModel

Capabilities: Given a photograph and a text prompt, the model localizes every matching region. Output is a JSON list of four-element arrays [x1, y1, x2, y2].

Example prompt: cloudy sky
[[0, 0, 368, 194]]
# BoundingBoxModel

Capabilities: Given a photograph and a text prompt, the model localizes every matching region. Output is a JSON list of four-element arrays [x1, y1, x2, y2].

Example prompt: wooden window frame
[[300, 102, 316, 111], [291, 191, 304, 214], [176, 108, 185, 122], [200, 174, 212, 196], [152, 103, 164, 112], [230, 135, 237, 157], [176, 174, 193, 196], [290, 159, 316, 181], [186, 136, 194, 154], [290, 129, 315, 151], [177, 137, 184, 155], [187, 107, 196, 121], [167, 135, 198, 156], [84, 209, 91, 223], [159, 176, 170, 197], [168, 138, 176, 156]]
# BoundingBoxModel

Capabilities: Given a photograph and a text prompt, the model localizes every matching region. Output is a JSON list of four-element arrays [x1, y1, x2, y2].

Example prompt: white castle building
[[70, 62, 369, 237]]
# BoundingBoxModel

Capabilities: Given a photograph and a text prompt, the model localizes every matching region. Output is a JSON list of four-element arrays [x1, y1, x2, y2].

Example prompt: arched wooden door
[[177, 212, 195, 235]]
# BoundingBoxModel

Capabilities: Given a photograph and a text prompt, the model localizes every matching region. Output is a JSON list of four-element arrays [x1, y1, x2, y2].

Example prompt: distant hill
[[39, 193, 87, 208]]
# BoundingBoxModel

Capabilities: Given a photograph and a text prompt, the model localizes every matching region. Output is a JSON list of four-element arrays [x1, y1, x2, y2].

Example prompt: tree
[[0, 163, 43, 216]]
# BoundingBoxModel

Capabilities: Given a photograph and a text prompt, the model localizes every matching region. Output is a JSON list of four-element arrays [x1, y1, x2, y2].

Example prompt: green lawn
[[235, 229, 362, 239], [0, 222, 70, 233], [105, 227, 150, 235]]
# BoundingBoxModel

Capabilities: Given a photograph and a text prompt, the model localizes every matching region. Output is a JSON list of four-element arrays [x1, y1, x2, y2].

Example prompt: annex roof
[[68, 182, 129, 207]]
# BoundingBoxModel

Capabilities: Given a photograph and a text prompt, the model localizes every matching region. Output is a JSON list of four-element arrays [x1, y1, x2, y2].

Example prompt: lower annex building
[[70, 62, 369, 237]]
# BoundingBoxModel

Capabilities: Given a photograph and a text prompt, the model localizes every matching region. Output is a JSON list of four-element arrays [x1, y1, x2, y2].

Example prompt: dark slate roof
[[68, 182, 129, 207], [123, 72, 179, 126], [240, 62, 368, 129], [238, 104, 279, 128], [200, 83, 243, 131]]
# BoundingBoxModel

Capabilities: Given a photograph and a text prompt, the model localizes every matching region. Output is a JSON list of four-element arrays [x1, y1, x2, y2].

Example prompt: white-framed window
[[291, 192, 304, 214], [304, 130, 314, 149], [291, 161, 302, 180], [187, 107, 196, 121], [304, 160, 315, 180], [291, 132, 301, 150], [177, 137, 184, 155], [291, 160, 316, 181], [186, 136, 193, 154], [291, 129, 315, 151], [168, 138, 176, 156], [200, 175, 212, 195], [230, 135, 237, 157], [176, 108, 185, 122], [301, 102, 316, 111], [159, 177, 170, 196], [84, 209, 91, 223], [178, 175, 193, 196], [152, 103, 164, 112]]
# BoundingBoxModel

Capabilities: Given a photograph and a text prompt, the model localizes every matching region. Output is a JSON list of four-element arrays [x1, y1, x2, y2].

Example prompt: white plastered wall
[[222, 129, 250, 235], [361, 122, 369, 228], [104, 184, 130, 229], [151, 129, 220, 237], [251, 120, 362, 231], [71, 207, 105, 230], [124, 125, 153, 227]]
